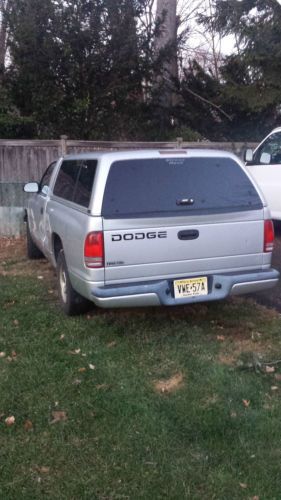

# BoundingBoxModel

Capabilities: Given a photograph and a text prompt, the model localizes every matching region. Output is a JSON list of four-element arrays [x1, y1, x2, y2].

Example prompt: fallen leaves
[[107, 341, 117, 348], [154, 373, 184, 394], [216, 335, 225, 342], [72, 378, 82, 385], [239, 482, 247, 489], [3, 299, 15, 309], [6, 350, 17, 363], [68, 347, 98, 370], [24, 419, 33, 431], [96, 383, 110, 391], [5, 415, 15, 426], [242, 399, 250, 408], [265, 365, 275, 373], [50, 411, 67, 425], [36, 466, 50, 474], [68, 348, 81, 355]]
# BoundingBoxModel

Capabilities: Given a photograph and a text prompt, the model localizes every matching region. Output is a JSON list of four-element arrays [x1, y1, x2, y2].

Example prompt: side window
[[39, 161, 57, 196], [73, 160, 97, 207], [53, 159, 97, 207], [253, 132, 281, 165], [53, 161, 80, 201]]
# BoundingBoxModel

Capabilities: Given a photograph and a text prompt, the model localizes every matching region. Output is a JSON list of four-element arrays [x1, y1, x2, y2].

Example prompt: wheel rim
[[59, 266, 68, 303]]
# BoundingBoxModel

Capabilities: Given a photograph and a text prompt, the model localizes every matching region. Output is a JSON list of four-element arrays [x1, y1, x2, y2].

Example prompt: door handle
[[178, 230, 199, 240]]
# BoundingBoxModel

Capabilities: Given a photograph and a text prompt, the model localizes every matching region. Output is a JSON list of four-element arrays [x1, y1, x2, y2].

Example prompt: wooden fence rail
[[0, 137, 258, 237]]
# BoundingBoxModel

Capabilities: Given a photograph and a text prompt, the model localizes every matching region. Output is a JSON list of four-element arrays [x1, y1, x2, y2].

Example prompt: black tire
[[57, 249, 91, 316], [26, 221, 44, 259]]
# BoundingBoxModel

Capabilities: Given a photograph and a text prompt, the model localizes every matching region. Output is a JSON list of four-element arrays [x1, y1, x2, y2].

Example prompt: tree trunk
[[154, 0, 178, 112], [155, 0, 178, 79], [0, 0, 10, 70]]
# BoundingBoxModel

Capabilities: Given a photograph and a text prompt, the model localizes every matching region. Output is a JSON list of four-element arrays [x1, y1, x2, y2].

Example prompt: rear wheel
[[57, 249, 91, 316], [26, 221, 44, 259]]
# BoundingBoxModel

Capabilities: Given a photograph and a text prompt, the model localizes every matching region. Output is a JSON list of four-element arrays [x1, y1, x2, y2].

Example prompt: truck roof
[[63, 148, 239, 162]]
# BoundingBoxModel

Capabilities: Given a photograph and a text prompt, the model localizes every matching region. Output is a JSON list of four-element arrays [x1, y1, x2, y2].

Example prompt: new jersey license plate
[[174, 277, 208, 299]]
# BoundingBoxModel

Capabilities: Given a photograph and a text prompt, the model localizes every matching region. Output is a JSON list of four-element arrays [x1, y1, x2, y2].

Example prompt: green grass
[[1, 268, 281, 499]]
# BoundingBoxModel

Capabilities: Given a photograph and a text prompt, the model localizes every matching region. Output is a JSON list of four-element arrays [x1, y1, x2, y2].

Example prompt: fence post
[[176, 137, 183, 148], [60, 135, 68, 156]]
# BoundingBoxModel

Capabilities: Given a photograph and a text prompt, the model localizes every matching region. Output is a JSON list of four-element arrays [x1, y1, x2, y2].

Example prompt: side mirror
[[260, 152, 271, 165], [244, 149, 253, 163], [24, 182, 39, 193]]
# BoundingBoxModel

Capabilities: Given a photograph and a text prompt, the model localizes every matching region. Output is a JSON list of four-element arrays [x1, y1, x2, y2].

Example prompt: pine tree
[[5, 0, 161, 139], [213, 0, 281, 138]]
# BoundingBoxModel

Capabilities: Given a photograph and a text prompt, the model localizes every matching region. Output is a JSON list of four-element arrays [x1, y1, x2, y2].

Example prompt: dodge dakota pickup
[[24, 149, 279, 315]]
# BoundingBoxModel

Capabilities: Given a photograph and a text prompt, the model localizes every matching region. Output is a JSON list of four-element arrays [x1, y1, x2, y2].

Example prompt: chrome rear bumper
[[90, 269, 279, 308]]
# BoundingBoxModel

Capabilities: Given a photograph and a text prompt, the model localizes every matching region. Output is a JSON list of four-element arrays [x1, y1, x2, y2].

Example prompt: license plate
[[174, 277, 208, 299]]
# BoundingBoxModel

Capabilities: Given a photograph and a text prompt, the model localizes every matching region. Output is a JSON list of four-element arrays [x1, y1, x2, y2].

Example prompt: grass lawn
[[1, 239, 281, 499]]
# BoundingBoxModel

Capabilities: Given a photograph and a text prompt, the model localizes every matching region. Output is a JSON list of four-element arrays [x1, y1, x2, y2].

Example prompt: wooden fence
[[0, 137, 258, 237]]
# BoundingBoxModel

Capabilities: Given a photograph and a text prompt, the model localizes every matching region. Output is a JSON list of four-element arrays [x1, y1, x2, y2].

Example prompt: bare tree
[[177, 0, 225, 78]]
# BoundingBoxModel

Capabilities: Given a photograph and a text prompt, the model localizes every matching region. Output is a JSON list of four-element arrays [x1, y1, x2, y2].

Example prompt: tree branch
[[183, 84, 232, 121]]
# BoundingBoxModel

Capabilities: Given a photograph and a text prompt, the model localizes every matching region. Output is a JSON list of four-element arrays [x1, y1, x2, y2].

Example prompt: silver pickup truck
[[24, 149, 279, 315]]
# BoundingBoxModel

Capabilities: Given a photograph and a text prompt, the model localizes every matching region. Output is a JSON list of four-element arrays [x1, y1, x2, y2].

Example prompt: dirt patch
[[0, 237, 25, 260], [0, 237, 55, 281], [153, 372, 184, 394], [218, 339, 268, 366]]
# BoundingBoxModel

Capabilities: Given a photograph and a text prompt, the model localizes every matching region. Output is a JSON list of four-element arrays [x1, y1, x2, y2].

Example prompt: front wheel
[[57, 249, 91, 316]]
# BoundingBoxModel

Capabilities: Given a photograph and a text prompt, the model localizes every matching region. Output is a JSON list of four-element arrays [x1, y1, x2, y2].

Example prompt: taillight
[[84, 231, 104, 268], [264, 220, 274, 253]]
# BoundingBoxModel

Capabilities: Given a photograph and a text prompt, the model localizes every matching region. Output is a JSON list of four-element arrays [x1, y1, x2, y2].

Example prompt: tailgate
[[103, 215, 264, 284]]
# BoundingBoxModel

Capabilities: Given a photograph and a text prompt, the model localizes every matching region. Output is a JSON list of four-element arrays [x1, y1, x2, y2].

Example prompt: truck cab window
[[253, 132, 281, 165], [53, 161, 79, 201], [53, 159, 97, 207], [73, 160, 97, 207]]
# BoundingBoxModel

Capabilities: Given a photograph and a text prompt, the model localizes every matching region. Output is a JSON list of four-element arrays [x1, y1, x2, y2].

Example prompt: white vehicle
[[245, 127, 281, 220]]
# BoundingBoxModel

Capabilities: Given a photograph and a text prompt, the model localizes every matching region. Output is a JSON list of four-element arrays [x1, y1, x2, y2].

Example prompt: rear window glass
[[102, 157, 262, 218], [53, 160, 97, 207]]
